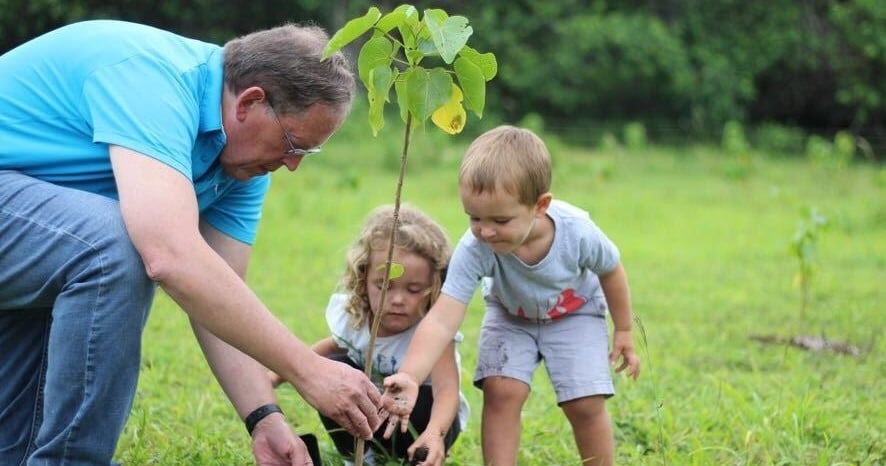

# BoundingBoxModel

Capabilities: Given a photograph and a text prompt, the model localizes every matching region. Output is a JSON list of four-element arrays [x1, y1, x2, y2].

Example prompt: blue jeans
[[0, 171, 156, 465]]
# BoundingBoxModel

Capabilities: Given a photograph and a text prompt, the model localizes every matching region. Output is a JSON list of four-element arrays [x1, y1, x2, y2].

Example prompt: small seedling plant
[[789, 207, 828, 318], [322, 4, 497, 464]]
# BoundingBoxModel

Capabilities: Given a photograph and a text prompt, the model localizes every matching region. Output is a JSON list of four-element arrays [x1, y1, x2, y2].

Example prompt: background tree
[[3, 0, 882, 154]]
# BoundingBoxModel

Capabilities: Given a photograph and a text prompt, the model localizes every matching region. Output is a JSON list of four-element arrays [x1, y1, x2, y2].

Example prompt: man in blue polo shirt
[[0, 20, 381, 465]]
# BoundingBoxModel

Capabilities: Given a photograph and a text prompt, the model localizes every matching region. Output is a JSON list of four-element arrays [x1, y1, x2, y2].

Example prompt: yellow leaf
[[431, 85, 466, 135]]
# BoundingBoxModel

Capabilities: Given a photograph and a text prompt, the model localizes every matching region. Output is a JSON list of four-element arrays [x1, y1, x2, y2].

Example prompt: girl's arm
[[311, 336, 345, 357], [269, 336, 346, 387], [407, 341, 461, 466]]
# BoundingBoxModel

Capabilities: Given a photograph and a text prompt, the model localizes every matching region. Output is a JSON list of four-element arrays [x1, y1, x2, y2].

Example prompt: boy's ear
[[535, 192, 553, 214]]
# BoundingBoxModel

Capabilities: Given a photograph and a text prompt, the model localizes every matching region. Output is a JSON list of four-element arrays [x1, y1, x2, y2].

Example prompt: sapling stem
[[354, 117, 412, 466]]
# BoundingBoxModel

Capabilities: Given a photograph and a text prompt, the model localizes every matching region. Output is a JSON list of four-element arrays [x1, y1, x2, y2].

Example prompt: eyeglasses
[[268, 103, 322, 157]]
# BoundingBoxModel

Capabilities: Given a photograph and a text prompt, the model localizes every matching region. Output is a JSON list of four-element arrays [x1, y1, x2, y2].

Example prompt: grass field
[[117, 124, 884, 465]]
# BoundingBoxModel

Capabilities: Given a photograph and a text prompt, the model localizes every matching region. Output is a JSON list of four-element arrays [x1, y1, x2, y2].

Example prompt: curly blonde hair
[[340, 204, 451, 329]]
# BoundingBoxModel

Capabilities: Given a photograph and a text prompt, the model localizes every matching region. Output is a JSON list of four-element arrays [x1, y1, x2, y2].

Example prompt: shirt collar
[[198, 48, 224, 133]]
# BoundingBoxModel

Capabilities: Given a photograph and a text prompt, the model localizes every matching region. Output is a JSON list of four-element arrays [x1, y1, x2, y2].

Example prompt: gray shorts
[[473, 304, 614, 403]]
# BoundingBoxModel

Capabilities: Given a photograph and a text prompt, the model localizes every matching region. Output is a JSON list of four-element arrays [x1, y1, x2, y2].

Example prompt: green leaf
[[423, 8, 448, 24], [458, 46, 498, 81], [454, 57, 486, 117], [388, 262, 404, 280], [426, 68, 453, 115], [405, 48, 425, 66], [417, 37, 438, 57], [371, 65, 394, 104], [367, 66, 393, 136], [323, 7, 382, 59], [403, 69, 428, 121], [394, 78, 409, 124], [357, 36, 394, 89], [367, 95, 384, 136], [374, 262, 405, 280], [397, 7, 422, 50], [404, 68, 452, 122], [424, 10, 473, 64], [376, 4, 417, 33]]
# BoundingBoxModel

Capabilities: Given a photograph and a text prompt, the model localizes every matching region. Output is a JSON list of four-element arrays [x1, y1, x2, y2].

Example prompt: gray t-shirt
[[442, 200, 620, 322]]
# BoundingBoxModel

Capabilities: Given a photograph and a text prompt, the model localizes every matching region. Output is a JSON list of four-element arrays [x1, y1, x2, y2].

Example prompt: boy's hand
[[380, 372, 420, 438], [610, 330, 640, 379]]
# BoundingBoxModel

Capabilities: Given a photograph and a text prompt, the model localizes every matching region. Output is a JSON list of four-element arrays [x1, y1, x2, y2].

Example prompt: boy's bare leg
[[561, 395, 614, 466], [481, 376, 530, 466]]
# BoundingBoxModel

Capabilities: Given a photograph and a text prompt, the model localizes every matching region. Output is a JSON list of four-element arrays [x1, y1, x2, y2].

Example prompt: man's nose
[[281, 155, 304, 171]]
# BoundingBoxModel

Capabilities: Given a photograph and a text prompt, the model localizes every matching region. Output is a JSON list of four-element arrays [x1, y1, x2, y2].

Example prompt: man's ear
[[535, 192, 553, 215], [234, 86, 267, 120]]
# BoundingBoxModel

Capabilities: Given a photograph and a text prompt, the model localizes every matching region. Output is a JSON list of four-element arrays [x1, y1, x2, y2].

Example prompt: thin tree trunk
[[354, 116, 413, 466]]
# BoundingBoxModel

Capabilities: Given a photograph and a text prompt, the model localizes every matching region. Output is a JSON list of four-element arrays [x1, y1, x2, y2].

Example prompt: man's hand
[[380, 372, 420, 438], [250, 413, 313, 466], [610, 329, 640, 379], [292, 356, 381, 439]]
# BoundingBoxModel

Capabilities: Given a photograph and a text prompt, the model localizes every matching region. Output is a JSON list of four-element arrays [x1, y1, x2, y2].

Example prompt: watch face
[[300, 433, 322, 464]]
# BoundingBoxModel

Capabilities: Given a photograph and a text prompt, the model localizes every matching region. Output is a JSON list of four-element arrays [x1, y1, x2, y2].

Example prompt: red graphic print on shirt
[[546, 289, 587, 320]]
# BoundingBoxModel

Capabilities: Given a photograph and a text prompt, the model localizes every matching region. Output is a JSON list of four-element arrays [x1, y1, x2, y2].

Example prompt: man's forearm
[[156, 247, 324, 394], [112, 147, 315, 386], [192, 321, 280, 418]]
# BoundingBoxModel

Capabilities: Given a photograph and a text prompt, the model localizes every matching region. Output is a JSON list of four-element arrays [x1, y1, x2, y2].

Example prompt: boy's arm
[[599, 262, 632, 331], [382, 294, 467, 433], [400, 294, 468, 384], [407, 341, 461, 465], [598, 262, 641, 379]]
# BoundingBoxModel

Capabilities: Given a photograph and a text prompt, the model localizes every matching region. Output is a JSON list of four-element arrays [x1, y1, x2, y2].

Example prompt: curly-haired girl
[[271, 204, 468, 466]]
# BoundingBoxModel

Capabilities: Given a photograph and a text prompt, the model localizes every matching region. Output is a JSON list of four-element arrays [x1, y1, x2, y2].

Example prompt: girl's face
[[366, 247, 433, 337]]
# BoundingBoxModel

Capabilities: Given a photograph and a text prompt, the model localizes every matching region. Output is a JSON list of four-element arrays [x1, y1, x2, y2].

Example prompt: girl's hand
[[267, 370, 285, 389], [407, 433, 445, 466], [610, 330, 640, 379], [380, 372, 419, 438]]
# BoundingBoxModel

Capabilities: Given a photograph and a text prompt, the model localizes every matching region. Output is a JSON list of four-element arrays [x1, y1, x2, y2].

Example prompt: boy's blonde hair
[[459, 125, 552, 207], [340, 204, 451, 328]]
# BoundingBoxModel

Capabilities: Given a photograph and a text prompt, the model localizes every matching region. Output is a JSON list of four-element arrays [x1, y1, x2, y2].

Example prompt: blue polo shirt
[[0, 20, 269, 244]]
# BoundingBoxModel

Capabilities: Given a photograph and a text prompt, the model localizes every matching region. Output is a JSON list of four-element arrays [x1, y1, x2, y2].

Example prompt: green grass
[[117, 126, 884, 465]]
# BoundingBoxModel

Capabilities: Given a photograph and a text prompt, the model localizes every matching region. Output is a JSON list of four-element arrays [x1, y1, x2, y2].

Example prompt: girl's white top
[[326, 293, 470, 430]]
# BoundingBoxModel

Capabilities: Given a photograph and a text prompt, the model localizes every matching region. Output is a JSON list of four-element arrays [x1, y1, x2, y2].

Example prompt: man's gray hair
[[223, 24, 355, 116]]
